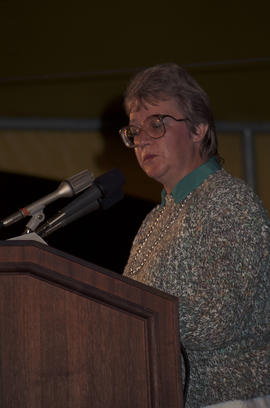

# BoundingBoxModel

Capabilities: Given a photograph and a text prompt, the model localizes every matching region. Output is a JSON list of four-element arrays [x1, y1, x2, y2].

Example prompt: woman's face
[[130, 98, 207, 193]]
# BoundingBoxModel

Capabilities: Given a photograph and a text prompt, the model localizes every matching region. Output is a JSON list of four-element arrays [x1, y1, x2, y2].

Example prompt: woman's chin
[[143, 167, 165, 185]]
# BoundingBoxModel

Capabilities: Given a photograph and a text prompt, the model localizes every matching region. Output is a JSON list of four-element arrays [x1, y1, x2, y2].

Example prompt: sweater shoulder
[[200, 168, 267, 213]]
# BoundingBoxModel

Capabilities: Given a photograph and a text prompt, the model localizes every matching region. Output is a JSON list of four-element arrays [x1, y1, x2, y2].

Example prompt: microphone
[[0, 169, 94, 229], [38, 189, 124, 238], [36, 168, 125, 237]]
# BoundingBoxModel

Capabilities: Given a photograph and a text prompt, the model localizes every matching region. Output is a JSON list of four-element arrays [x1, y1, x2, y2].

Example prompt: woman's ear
[[192, 123, 208, 143]]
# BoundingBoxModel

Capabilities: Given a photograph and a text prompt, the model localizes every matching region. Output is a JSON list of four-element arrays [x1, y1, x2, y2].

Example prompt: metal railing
[[216, 121, 270, 191]]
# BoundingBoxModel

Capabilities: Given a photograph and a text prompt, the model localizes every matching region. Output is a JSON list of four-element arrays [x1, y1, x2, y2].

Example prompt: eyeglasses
[[119, 114, 188, 148]]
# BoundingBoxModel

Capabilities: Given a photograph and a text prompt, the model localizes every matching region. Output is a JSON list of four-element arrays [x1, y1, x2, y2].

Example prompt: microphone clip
[[23, 210, 46, 234]]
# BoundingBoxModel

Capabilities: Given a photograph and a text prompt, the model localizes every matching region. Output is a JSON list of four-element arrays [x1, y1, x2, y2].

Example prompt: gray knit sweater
[[124, 168, 270, 407]]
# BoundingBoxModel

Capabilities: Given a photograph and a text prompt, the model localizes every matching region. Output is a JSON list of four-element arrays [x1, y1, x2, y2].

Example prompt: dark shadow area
[[97, 94, 131, 171], [0, 172, 155, 274]]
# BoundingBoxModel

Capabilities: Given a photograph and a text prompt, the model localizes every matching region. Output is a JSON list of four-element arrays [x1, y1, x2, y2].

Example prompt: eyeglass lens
[[126, 115, 164, 146]]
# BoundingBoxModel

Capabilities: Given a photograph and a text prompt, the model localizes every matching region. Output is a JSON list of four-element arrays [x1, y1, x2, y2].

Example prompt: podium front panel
[[0, 241, 183, 408]]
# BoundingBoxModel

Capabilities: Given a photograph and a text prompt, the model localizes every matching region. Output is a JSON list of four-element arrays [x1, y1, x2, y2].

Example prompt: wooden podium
[[0, 241, 183, 408]]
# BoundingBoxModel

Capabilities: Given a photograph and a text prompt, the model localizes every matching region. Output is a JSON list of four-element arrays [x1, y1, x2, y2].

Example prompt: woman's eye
[[150, 119, 162, 129]]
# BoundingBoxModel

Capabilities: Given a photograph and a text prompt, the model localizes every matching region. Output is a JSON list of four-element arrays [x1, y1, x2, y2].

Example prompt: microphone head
[[66, 169, 94, 195], [99, 189, 124, 210], [95, 168, 125, 196]]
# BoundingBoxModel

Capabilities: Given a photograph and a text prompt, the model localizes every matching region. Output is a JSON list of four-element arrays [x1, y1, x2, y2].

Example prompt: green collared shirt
[[161, 157, 221, 206]]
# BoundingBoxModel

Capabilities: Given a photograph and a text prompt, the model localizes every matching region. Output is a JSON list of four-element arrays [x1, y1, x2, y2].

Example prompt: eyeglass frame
[[119, 114, 188, 148]]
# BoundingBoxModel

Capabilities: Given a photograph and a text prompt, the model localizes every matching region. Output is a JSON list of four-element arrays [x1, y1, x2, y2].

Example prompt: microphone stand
[[23, 209, 45, 234], [8, 209, 48, 244]]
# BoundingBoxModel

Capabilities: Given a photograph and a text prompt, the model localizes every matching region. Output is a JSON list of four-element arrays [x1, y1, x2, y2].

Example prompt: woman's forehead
[[130, 98, 183, 120]]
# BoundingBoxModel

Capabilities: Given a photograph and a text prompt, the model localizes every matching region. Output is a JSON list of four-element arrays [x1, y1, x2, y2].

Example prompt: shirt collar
[[161, 157, 221, 206]]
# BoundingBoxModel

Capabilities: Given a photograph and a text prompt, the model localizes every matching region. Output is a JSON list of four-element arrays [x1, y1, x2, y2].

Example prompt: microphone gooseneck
[[0, 169, 94, 229]]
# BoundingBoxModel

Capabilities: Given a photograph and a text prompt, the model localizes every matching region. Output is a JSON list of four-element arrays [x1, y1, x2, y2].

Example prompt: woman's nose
[[134, 128, 152, 146]]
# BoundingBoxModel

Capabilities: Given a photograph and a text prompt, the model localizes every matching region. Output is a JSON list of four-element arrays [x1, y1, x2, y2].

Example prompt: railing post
[[242, 128, 256, 191]]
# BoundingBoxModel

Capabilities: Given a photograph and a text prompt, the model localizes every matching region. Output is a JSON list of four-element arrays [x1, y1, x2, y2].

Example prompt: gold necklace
[[127, 193, 192, 276]]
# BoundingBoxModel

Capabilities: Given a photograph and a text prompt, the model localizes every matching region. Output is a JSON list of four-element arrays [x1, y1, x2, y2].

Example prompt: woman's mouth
[[143, 154, 157, 163]]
